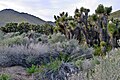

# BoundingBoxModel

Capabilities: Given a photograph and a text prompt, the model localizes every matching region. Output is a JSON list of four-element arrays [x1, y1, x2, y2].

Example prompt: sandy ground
[[0, 66, 33, 80]]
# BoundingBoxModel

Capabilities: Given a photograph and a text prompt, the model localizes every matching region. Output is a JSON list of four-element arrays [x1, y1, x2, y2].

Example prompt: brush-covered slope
[[109, 10, 120, 19]]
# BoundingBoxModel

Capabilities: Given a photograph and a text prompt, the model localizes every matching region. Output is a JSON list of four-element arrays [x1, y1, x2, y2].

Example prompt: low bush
[[0, 36, 24, 46], [0, 74, 11, 80], [48, 33, 67, 44], [68, 48, 120, 80], [92, 49, 120, 80], [0, 43, 51, 67], [3, 32, 20, 39]]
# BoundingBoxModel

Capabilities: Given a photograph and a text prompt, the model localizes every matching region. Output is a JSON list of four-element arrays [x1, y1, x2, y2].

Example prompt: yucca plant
[[26, 64, 39, 75]]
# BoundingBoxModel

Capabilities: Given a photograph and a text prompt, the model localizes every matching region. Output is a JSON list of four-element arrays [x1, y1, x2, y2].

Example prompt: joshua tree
[[18, 22, 31, 33], [0, 23, 18, 33], [73, 7, 90, 44], [108, 21, 119, 48], [54, 4, 118, 49], [54, 12, 77, 39], [54, 12, 68, 37], [84, 8, 90, 29], [95, 4, 112, 44]]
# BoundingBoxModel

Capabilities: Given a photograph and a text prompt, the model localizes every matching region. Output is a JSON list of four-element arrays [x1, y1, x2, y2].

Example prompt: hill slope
[[0, 9, 54, 26], [109, 10, 120, 19]]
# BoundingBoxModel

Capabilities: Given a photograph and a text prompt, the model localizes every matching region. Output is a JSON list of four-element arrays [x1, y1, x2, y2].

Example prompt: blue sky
[[0, 0, 119, 21]]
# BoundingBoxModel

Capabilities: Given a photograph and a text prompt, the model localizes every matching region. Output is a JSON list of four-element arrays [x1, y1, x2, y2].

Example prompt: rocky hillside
[[0, 9, 54, 27], [109, 10, 120, 19]]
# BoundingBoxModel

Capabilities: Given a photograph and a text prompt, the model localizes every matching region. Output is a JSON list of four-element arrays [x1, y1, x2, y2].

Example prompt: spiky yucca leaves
[[105, 6, 112, 15], [95, 4, 105, 14], [54, 12, 76, 39], [34, 62, 78, 80], [26, 64, 39, 75], [108, 22, 117, 36]]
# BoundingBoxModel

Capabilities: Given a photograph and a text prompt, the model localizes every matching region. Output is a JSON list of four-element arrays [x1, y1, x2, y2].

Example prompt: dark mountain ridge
[[0, 9, 55, 26]]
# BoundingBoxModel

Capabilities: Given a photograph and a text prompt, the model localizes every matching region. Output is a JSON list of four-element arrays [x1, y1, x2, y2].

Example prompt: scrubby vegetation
[[0, 4, 120, 80], [0, 74, 11, 80]]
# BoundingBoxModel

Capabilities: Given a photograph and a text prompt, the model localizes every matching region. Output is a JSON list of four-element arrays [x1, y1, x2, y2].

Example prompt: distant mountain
[[0, 9, 55, 27], [109, 10, 120, 19]]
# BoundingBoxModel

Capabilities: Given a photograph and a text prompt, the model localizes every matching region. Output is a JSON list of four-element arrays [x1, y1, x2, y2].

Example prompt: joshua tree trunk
[[73, 26, 82, 43], [82, 10, 90, 46], [81, 27, 89, 45], [102, 14, 109, 43], [110, 36, 114, 49]]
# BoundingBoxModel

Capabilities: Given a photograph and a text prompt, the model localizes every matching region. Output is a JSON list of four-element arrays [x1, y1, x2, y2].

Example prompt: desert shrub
[[92, 49, 120, 80], [51, 39, 94, 61], [0, 36, 24, 46], [0, 40, 94, 79], [0, 43, 51, 67], [0, 74, 11, 80], [37, 34, 48, 43], [48, 33, 67, 44], [74, 56, 100, 71], [69, 48, 120, 80], [33, 56, 63, 79], [20, 31, 42, 44], [10, 32, 20, 37], [29, 54, 72, 80], [0, 32, 36, 46], [3, 32, 20, 39], [51, 39, 79, 53], [3, 33, 15, 39], [0, 40, 94, 68], [94, 41, 112, 56]]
